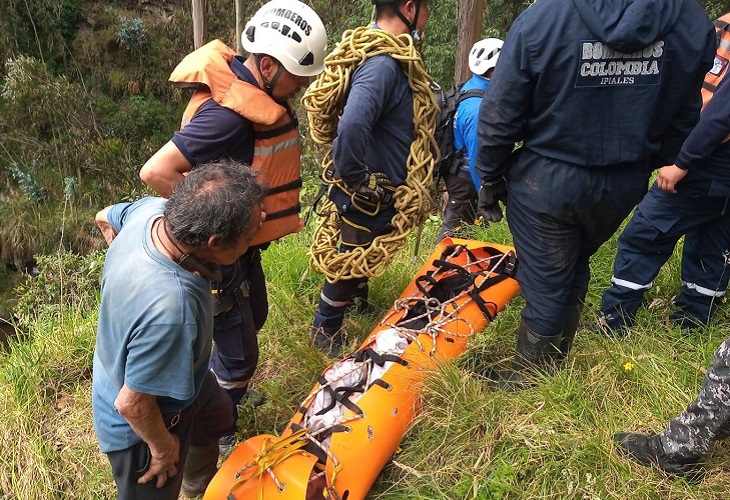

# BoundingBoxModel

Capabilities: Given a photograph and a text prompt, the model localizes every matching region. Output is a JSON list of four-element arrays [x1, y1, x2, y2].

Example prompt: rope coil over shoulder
[[301, 27, 439, 283]]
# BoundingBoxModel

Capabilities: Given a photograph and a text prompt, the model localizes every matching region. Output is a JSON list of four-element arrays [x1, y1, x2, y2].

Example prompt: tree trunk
[[235, 0, 245, 54], [192, 0, 208, 49], [454, 0, 487, 84]]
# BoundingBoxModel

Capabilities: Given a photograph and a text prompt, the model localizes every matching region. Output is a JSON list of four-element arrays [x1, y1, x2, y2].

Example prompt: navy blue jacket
[[476, 0, 715, 181], [332, 54, 414, 188], [676, 78, 730, 197]]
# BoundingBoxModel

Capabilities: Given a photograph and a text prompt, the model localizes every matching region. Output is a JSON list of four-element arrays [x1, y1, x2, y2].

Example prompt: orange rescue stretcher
[[204, 238, 520, 500]]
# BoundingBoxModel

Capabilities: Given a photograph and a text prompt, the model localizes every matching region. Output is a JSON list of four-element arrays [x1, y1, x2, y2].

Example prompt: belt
[[212, 280, 250, 316]]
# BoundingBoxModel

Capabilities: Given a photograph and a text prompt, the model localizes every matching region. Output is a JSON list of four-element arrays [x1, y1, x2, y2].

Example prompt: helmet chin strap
[[391, 0, 421, 41]]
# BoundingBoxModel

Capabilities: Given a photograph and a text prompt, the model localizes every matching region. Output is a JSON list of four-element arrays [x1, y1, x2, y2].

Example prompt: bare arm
[[139, 141, 193, 198], [95, 206, 117, 245], [114, 384, 180, 487]]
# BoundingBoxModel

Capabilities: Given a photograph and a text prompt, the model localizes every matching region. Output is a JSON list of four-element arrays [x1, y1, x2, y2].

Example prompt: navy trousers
[[209, 249, 268, 434], [601, 183, 730, 328], [506, 150, 650, 335]]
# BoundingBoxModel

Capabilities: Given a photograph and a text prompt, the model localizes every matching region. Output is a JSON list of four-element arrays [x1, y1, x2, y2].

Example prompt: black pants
[[106, 371, 232, 500], [437, 169, 478, 241]]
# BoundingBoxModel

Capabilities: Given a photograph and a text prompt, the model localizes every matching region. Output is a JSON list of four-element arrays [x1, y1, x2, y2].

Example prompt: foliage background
[[2, 0, 730, 499]]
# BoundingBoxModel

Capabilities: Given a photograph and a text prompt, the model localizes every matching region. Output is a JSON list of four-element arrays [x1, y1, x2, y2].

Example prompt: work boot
[[218, 433, 236, 458], [613, 432, 702, 478], [310, 326, 347, 358], [668, 310, 707, 332], [489, 321, 562, 391], [555, 303, 582, 364], [181, 443, 220, 498]]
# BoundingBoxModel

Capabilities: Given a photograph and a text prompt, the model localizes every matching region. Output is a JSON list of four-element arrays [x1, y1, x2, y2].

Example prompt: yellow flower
[[623, 362, 635, 373]]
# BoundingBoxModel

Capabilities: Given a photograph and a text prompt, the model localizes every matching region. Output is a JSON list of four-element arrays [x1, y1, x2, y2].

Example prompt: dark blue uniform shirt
[[476, 0, 716, 181]]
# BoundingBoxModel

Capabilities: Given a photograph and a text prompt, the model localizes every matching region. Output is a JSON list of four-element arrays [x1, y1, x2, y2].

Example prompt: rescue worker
[[138, 0, 327, 453], [310, 0, 431, 356], [599, 77, 730, 334], [474, 0, 715, 389], [437, 38, 503, 241], [614, 338, 730, 477]]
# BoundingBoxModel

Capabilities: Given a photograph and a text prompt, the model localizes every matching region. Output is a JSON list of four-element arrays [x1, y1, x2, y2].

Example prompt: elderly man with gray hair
[[92, 159, 265, 499]]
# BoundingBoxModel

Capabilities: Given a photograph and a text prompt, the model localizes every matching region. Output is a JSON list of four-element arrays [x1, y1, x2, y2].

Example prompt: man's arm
[[658, 76, 730, 194], [333, 57, 398, 188], [475, 19, 533, 182], [114, 384, 180, 488], [95, 206, 117, 246], [139, 141, 193, 198]]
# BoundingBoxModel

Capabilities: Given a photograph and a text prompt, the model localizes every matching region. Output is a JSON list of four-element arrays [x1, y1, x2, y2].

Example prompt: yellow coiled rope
[[302, 26, 439, 283]]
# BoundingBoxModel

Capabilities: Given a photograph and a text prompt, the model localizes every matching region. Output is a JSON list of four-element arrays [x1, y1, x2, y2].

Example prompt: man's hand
[[139, 432, 180, 488], [478, 178, 508, 222], [657, 164, 687, 194], [352, 172, 392, 204], [114, 384, 180, 488]]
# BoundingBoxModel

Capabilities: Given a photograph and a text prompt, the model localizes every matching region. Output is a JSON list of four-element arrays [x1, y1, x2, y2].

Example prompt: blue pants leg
[[507, 152, 650, 336], [602, 184, 730, 328], [674, 201, 730, 325], [209, 254, 268, 433]]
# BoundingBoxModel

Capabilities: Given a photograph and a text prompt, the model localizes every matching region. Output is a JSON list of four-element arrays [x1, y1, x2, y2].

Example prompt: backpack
[[702, 12, 730, 108], [434, 82, 485, 178]]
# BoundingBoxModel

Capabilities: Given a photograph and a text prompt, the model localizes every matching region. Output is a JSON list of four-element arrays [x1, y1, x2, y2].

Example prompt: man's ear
[[258, 55, 278, 80], [208, 234, 223, 250]]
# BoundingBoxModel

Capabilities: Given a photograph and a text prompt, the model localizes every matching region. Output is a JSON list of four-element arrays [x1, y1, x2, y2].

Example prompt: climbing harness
[[301, 27, 439, 283], [204, 238, 520, 500]]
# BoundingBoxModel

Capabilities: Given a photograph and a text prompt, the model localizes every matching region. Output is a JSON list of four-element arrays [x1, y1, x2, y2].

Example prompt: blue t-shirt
[[453, 74, 490, 190], [92, 197, 213, 453]]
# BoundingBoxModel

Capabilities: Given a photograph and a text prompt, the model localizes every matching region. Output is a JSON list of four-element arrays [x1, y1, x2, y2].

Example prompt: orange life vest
[[702, 13, 730, 108], [169, 39, 304, 247]]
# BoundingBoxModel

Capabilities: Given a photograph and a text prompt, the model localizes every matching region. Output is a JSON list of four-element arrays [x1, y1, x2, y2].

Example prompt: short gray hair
[[164, 159, 266, 247]]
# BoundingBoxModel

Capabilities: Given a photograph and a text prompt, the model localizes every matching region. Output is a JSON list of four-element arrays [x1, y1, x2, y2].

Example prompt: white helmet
[[242, 0, 327, 77], [468, 38, 503, 76]]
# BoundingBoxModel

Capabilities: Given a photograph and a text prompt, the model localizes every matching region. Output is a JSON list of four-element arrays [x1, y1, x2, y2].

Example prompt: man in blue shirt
[[437, 38, 503, 241], [93, 160, 265, 499], [475, 0, 715, 389]]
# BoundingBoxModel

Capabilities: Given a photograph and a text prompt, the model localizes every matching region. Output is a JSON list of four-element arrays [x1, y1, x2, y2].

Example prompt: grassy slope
[[1, 210, 729, 499]]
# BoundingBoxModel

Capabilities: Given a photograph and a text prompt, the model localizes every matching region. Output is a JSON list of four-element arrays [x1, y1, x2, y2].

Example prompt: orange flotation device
[[170, 40, 304, 247], [204, 238, 520, 500]]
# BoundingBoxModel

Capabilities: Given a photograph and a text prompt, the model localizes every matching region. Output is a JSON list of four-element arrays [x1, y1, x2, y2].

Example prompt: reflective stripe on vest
[[169, 40, 304, 246]]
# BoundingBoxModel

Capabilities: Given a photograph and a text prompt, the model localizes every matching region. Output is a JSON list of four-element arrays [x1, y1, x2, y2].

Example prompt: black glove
[[478, 178, 508, 223]]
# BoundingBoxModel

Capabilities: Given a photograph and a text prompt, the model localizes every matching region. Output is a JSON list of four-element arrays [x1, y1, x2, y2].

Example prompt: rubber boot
[[489, 321, 562, 391], [181, 443, 220, 498], [555, 303, 582, 364]]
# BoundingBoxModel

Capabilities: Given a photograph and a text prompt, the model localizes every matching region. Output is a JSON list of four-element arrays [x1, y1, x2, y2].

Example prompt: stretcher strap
[[228, 428, 310, 500], [353, 348, 409, 367], [315, 375, 365, 417]]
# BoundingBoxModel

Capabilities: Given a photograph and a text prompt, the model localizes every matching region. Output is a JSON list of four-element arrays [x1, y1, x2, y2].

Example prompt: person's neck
[[152, 217, 222, 282], [375, 17, 410, 36], [243, 57, 266, 90]]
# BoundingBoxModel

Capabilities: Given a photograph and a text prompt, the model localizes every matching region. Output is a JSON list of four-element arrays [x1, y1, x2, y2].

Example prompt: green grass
[[1, 209, 729, 499]]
